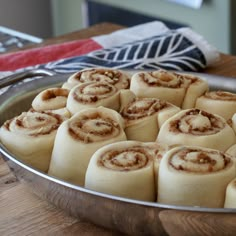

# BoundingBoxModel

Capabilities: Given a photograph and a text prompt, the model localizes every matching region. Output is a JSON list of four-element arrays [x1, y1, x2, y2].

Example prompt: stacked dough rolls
[[0, 110, 66, 172], [120, 97, 180, 141], [158, 146, 236, 208], [157, 108, 236, 152], [48, 106, 127, 186]]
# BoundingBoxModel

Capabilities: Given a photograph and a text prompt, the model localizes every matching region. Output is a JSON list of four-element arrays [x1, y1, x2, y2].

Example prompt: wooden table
[[1, 22, 236, 236]]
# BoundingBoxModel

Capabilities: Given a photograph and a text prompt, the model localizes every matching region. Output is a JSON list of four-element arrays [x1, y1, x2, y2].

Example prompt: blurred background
[[0, 0, 235, 54]]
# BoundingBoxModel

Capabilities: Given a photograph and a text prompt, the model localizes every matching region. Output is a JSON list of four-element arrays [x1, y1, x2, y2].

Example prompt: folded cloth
[[0, 21, 169, 72], [0, 21, 220, 94]]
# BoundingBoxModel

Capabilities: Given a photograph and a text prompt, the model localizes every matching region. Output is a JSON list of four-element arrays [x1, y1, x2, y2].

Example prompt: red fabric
[[0, 38, 102, 71]]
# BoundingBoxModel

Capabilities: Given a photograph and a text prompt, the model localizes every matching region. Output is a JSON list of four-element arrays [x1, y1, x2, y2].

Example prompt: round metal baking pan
[[1, 71, 236, 236]]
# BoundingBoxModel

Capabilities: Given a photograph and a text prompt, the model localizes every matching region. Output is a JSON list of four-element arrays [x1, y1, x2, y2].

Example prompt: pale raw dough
[[158, 146, 236, 207], [224, 178, 236, 208], [62, 67, 130, 90], [121, 98, 180, 142], [66, 82, 121, 114], [48, 106, 127, 186], [0, 110, 64, 172], [130, 70, 208, 108], [85, 140, 155, 201], [32, 87, 69, 111], [130, 70, 187, 107], [157, 109, 236, 152], [195, 91, 236, 120], [181, 73, 208, 109]]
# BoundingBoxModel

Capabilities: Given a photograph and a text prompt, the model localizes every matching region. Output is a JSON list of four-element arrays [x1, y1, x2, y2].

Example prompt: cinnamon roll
[[48, 106, 127, 186], [0, 110, 64, 172], [32, 87, 71, 119], [85, 140, 155, 201], [195, 91, 236, 120], [224, 178, 236, 208], [158, 146, 236, 207], [62, 68, 130, 90], [130, 70, 208, 108], [66, 81, 122, 115], [32, 87, 69, 111], [120, 98, 180, 141], [157, 109, 236, 152]]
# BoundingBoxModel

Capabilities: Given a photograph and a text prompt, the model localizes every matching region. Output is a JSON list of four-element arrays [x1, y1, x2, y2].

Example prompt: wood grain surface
[[1, 22, 236, 236]]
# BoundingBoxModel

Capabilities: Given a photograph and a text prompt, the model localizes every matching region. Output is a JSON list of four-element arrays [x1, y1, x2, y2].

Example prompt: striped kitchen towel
[[0, 21, 220, 93]]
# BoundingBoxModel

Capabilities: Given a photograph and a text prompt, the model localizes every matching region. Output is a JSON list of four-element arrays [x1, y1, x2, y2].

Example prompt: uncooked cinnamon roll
[[66, 81, 122, 115], [158, 146, 236, 207], [157, 109, 236, 152], [32, 87, 69, 111], [48, 106, 127, 186], [0, 110, 64, 172], [224, 178, 236, 208], [31, 87, 71, 119], [62, 68, 130, 90], [85, 140, 155, 201], [130, 70, 208, 108], [120, 98, 180, 141], [195, 91, 236, 120]]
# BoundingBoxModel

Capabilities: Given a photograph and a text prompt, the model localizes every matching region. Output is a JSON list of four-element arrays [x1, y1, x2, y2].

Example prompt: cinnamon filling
[[4, 111, 62, 136], [42, 88, 69, 101], [140, 70, 185, 88], [204, 91, 236, 101], [72, 82, 117, 103], [99, 147, 150, 171], [74, 69, 130, 89], [169, 147, 231, 173], [68, 113, 120, 143], [169, 109, 225, 135], [122, 98, 168, 120]]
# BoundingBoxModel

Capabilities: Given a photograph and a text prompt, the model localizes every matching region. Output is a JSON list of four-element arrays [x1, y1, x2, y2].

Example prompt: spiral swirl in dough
[[48, 106, 127, 186], [32, 87, 69, 111], [31, 87, 71, 118], [224, 178, 236, 208], [130, 70, 208, 108], [195, 91, 236, 120], [62, 68, 130, 90], [0, 110, 64, 172], [85, 140, 155, 201], [157, 109, 236, 151], [121, 98, 180, 141], [158, 146, 236, 207], [66, 81, 123, 114]]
